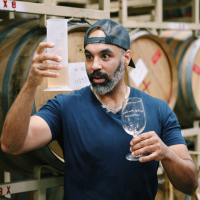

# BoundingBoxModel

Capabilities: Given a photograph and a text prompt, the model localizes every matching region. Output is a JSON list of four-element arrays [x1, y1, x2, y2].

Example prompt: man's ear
[[124, 50, 132, 67]]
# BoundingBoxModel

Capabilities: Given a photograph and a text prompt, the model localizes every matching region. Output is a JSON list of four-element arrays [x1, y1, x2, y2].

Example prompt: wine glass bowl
[[121, 97, 146, 161]]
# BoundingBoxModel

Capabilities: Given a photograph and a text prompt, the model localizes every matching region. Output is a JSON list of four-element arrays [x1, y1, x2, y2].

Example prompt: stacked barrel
[[160, 30, 200, 128], [0, 19, 92, 200], [128, 30, 200, 129], [127, 30, 178, 109]]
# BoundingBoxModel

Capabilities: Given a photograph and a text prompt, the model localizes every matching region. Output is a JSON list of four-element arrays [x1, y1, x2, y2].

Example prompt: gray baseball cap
[[84, 18, 135, 68]]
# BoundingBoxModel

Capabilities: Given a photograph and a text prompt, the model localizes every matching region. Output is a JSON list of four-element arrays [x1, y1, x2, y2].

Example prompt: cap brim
[[128, 58, 136, 68]]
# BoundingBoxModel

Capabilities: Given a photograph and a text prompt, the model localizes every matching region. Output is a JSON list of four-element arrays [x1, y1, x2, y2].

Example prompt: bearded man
[[1, 19, 198, 200]]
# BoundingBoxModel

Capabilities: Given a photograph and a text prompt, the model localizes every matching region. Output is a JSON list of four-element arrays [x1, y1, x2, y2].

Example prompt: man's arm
[[162, 144, 198, 195], [1, 42, 62, 155], [130, 132, 198, 195]]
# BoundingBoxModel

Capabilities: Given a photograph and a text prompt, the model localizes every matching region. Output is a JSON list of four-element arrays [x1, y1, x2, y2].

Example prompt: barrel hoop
[[185, 38, 200, 117], [67, 22, 90, 30], [2, 25, 40, 121], [31, 145, 65, 171], [173, 33, 193, 59], [166, 31, 181, 45], [177, 38, 195, 121], [0, 18, 38, 46], [129, 30, 150, 43]]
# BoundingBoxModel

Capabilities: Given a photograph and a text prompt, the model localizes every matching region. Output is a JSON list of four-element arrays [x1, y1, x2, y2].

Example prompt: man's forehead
[[85, 43, 121, 54], [88, 28, 106, 38]]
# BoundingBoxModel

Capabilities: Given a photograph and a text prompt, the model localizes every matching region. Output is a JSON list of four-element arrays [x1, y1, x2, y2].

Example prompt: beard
[[87, 56, 125, 95]]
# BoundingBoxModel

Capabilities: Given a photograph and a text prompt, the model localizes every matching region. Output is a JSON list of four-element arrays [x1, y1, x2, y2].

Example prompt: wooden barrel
[[160, 31, 200, 128], [128, 30, 178, 109], [0, 18, 90, 174]]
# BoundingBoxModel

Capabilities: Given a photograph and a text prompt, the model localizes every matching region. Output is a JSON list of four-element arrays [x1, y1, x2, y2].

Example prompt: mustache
[[89, 70, 110, 83]]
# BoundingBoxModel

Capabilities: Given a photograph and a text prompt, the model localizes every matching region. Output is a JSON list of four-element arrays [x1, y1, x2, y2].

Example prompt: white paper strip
[[168, 22, 189, 30], [0, 0, 16, 10], [129, 58, 148, 88], [68, 62, 90, 90]]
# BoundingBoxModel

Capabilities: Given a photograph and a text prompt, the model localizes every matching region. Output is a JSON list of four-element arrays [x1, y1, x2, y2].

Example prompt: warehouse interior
[[0, 0, 200, 200]]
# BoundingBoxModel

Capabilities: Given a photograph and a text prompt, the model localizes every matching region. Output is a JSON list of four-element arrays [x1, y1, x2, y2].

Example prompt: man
[[1, 19, 198, 199]]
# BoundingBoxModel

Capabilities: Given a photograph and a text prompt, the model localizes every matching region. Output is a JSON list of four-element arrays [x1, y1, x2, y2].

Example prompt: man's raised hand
[[27, 42, 62, 88]]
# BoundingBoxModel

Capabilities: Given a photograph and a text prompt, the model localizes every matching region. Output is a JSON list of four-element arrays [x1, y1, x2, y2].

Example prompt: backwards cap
[[84, 18, 135, 68]]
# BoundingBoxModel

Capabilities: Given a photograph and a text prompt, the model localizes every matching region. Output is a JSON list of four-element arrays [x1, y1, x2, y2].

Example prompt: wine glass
[[121, 97, 146, 161]]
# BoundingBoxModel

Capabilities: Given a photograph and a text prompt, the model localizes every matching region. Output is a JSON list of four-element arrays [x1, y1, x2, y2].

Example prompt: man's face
[[84, 29, 125, 95]]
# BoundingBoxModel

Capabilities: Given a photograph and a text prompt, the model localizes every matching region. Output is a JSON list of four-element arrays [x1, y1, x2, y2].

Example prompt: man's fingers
[[36, 69, 60, 78], [132, 145, 155, 157], [36, 42, 55, 54], [139, 152, 157, 163], [34, 53, 62, 64], [130, 132, 153, 146], [130, 136, 159, 152], [37, 63, 62, 71]]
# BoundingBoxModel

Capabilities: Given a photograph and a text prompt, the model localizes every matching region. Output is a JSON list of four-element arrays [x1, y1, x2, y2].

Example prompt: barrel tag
[[76, 45, 84, 53], [152, 50, 161, 64], [68, 62, 90, 90], [193, 64, 200, 75], [129, 58, 148, 87]]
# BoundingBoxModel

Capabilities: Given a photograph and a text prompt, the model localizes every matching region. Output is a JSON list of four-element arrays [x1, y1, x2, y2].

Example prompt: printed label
[[193, 64, 200, 75], [152, 50, 161, 64], [129, 58, 148, 87], [68, 62, 90, 90], [0, 0, 16, 10], [0, 186, 11, 196]]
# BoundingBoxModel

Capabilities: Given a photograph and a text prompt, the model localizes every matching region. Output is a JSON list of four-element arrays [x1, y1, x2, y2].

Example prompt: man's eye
[[103, 54, 110, 59], [86, 55, 92, 60]]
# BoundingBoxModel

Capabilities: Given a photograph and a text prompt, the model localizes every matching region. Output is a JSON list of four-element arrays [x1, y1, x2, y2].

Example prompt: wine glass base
[[126, 153, 142, 161]]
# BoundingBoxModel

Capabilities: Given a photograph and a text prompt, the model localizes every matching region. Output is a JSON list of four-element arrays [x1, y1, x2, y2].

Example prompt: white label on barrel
[[129, 58, 148, 88], [68, 62, 90, 90]]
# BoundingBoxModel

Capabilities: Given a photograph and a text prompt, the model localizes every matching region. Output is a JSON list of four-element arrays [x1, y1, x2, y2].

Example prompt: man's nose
[[92, 57, 102, 71]]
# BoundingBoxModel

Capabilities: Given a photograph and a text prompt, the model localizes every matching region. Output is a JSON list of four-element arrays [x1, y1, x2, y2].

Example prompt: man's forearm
[[1, 81, 37, 154], [161, 147, 198, 195]]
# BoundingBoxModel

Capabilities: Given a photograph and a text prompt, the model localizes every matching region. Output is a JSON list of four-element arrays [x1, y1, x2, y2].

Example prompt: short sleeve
[[160, 101, 186, 146], [34, 95, 63, 141]]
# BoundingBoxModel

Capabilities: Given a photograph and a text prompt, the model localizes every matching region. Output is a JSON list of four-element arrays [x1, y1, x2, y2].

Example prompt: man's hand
[[27, 42, 62, 88], [130, 131, 168, 162], [130, 132, 198, 195]]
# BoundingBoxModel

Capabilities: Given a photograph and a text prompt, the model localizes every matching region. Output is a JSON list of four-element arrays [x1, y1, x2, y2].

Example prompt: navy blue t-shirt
[[35, 86, 186, 200]]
